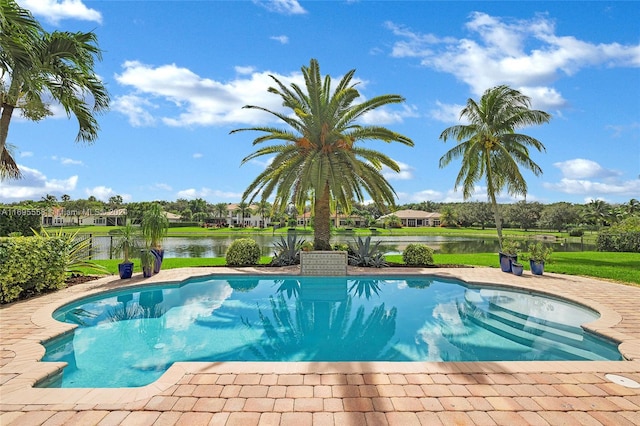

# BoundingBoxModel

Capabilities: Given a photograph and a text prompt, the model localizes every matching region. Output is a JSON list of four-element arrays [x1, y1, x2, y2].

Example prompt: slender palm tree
[[439, 85, 550, 249], [234, 201, 252, 227], [0, 0, 109, 179], [213, 202, 228, 225], [231, 59, 413, 250]]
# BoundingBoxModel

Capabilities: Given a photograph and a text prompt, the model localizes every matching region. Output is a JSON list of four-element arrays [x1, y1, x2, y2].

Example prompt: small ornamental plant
[[402, 243, 434, 266], [527, 242, 553, 264], [500, 237, 521, 256], [226, 238, 261, 266]]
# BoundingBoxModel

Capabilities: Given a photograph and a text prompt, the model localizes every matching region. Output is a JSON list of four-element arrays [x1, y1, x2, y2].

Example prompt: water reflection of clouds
[[164, 282, 233, 331]]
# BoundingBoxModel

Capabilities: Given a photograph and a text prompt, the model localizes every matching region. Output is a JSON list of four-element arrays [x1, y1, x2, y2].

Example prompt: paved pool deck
[[1, 266, 639, 425]]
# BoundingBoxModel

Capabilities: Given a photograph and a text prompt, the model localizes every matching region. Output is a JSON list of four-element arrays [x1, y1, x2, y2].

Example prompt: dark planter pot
[[118, 261, 134, 279], [151, 248, 165, 274], [142, 265, 154, 278], [511, 262, 524, 276], [530, 260, 545, 275], [499, 252, 517, 273]]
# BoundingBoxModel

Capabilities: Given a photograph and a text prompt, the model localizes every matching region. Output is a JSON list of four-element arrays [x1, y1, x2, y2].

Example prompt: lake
[[90, 233, 594, 260]]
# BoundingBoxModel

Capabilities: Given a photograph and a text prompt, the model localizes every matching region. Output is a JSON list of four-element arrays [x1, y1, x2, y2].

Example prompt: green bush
[[0, 236, 67, 303], [226, 238, 261, 266], [568, 228, 584, 237], [597, 231, 640, 252], [402, 243, 434, 266], [0, 208, 41, 236], [596, 217, 640, 252]]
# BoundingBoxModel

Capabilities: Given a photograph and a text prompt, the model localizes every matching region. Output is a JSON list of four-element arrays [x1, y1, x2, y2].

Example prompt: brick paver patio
[[1, 267, 639, 425]]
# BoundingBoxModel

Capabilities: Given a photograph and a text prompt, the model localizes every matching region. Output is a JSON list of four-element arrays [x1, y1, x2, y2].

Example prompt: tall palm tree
[[231, 59, 413, 250], [256, 199, 272, 228], [0, 0, 109, 179], [439, 85, 550, 249], [234, 201, 252, 227], [213, 202, 228, 225]]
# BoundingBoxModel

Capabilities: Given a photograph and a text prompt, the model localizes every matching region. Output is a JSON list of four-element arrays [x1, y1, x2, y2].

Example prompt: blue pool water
[[40, 275, 622, 388]]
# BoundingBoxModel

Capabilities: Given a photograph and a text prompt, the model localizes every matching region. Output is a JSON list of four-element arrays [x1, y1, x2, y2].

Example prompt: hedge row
[[596, 231, 640, 253], [0, 209, 41, 236], [0, 236, 68, 303]]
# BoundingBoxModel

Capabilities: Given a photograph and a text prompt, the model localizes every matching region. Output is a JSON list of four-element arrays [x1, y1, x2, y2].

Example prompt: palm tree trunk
[[314, 183, 332, 250], [1, 81, 20, 179], [485, 154, 504, 250]]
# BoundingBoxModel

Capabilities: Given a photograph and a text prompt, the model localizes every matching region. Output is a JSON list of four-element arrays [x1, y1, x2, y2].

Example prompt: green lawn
[[87, 251, 640, 286]]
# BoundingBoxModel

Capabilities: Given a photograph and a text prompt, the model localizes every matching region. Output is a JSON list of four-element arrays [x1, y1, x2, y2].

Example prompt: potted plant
[[527, 242, 552, 275], [140, 247, 155, 278], [112, 224, 140, 279], [499, 237, 520, 273], [141, 203, 169, 273]]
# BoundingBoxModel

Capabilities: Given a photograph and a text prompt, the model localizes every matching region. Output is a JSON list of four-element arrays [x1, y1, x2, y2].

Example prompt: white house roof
[[379, 209, 441, 219]]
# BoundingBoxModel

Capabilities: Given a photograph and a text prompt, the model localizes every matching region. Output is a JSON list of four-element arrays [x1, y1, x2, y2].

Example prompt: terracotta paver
[[1, 266, 639, 425]]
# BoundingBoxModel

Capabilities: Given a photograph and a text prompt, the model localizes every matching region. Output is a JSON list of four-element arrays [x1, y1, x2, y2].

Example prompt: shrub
[[271, 233, 305, 266], [0, 208, 41, 236], [568, 228, 584, 237], [332, 242, 349, 252], [0, 236, 67, 303], [597, 232, 640, 252], [596, 217, 640, 252], [348, 236, 387, 268], [226, 238, 261, 266], [402, 243, 434, 266]]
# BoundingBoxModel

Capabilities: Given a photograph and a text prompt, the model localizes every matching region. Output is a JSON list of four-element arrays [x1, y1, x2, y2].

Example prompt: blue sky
[[1, 0, 639, 206]]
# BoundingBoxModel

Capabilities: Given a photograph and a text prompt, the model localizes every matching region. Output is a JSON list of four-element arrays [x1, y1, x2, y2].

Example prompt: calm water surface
[[41, 275, 620, 388], [91, 234, 593, 259]]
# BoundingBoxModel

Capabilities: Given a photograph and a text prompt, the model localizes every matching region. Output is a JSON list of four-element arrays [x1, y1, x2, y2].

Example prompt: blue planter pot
[[151, 248, 165, 274], [530, 260, 545, 275], [118, 262, 134, 279], [499, 253, 517, 273], [511, 263, 524, 276]]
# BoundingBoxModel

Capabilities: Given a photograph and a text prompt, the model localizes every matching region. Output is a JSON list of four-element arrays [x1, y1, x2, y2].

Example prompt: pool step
[[461, 298, 610, 361]]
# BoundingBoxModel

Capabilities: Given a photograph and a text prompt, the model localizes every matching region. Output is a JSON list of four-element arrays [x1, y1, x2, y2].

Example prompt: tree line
[[2, 196, 638, 233]]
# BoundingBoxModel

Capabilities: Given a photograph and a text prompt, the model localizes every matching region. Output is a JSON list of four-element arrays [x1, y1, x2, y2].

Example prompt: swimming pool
[[40, 275, 622, 388]]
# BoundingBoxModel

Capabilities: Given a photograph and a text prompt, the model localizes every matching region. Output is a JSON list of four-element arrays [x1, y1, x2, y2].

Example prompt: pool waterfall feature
[[39, 275, 623, 388]]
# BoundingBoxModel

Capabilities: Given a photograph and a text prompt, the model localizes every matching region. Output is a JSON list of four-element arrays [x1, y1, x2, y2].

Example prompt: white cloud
[[18, 0, 102, 24], [20, 151, 33, 158], [546, 159, 639, 197], [253, 0, 307, 15], [235, 66, 256, 75], [360, 104, 419, 125], [0, 165, 77, 201], [270, 35, 289, 44], [176, 188, 243, 200], [192, 153, 203, 159], [85, 186, 116, 201], [553, 158, 620, 179], [429, 101, 467, 124], [382, 161, 413, 180], [52, 156, 84, 166], [387, 12, 640, 110], [154, 183, 173, 191], [543, 178, 640, 197], [114, 61, 304, 127], [112, 94, 157, 127], [114, 61, 402, 129], [606, 122, 640, 138]]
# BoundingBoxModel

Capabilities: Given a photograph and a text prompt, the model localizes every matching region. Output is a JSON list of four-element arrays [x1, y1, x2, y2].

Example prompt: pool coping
[[1, 266, 639, 407]]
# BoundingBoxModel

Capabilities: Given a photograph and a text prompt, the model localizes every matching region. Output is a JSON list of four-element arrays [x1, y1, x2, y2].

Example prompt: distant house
[[165, 212, 182, 223], [225, 203, 266, 228], [297, 212, 367, 228], [379, 209, 441, 227], [42, 208, 128, 227]]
